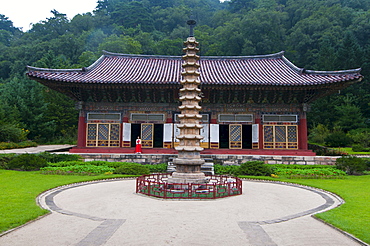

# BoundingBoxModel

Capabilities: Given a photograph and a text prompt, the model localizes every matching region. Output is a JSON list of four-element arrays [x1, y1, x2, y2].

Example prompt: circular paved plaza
[[0, 179, 362, 246]]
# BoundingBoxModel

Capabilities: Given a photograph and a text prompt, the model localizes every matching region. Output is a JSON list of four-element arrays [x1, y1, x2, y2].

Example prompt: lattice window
[[219, 114, 253, 123], [86, 123, 121, 147], [131, 113, 164, 122], [263, 115, 297, 123], [87, 113, 121, 121], [263, 125, 298, 149]]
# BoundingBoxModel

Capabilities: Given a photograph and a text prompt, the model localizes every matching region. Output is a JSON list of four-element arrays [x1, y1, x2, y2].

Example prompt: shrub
[[273, 166, 346, 179], [47, 161, 85, 167], [0, 124, 27, 142], [0, 154, 16, 169], [37, 152, 81, 163], [147, 163, 167, 173], [214, 164, 240, 175], [336, 156, 367, 175], [0, 141, 37, 150], [114, 163, 149, 175], [239, 161, 274, 176], [325, 132, 352, 147], [7, 154, 47, 171], [351, 144, 370, 153], [40, 165, 114, 175]]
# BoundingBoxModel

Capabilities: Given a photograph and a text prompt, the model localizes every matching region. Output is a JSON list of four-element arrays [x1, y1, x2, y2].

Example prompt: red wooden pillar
[[255, 115, 263, 149], [77, 115, 86, 147], [299, 114, 308, 150]]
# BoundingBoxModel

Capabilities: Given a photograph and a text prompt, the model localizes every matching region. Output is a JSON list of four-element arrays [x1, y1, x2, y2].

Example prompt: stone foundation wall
[[80, 154, 339, 166]]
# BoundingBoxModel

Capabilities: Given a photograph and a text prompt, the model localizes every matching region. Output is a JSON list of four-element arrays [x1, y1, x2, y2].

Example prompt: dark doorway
[[219, 124, 229, 148], [242, 125, 252, 149], [131, 124, 141, 147], [154, 124, 164, 148]]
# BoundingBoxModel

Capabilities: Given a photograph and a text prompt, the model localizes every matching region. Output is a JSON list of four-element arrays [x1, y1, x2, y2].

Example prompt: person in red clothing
[[135, 136, 142, 154]]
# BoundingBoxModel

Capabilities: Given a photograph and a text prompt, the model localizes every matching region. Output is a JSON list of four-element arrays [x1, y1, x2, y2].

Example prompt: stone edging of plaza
[[0, 177, 368, 246]]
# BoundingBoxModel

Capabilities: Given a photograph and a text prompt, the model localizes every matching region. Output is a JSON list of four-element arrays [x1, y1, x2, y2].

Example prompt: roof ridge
[[281, 56, 362, 75], [304, 68, 362, 75], [26, 66, 83, 73], [102, 50, 285, 60]]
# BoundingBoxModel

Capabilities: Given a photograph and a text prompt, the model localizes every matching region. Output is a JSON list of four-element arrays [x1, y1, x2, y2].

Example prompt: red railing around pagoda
[[136, 173, 242, 199]]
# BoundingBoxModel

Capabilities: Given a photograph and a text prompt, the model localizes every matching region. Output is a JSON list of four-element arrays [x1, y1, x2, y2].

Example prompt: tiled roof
[[27, 51, 362, 86]]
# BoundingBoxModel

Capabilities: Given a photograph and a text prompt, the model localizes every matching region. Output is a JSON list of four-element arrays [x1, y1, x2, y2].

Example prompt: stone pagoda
[[169, 20, 206, 184]]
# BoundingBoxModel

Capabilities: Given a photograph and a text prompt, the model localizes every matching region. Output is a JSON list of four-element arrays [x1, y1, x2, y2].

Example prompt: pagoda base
[[168, 171, 207, 185]]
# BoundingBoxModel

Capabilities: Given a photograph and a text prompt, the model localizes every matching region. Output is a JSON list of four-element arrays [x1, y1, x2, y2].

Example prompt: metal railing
[[136, 173, 242, 199]]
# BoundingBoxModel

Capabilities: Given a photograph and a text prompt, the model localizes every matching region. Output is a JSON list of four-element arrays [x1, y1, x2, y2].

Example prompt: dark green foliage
[[7, 154, 47, 171], [1, 0, 370, 144], [0, 124, 27, 142], [147, 163, 167, 173], [239, 161, 274, 176], [309, 144, 348, 156], [214, 164, 240, 176], [0, 154, 15, 169], [36, 152, 81, 163], [272, 164, 347, 179], [114, 163, 150, 175], [40, 165, 114, 175], [0, 141, 37, 150], [325, 132, 352, 147], [351, 144, 370, 152], [336, 156, 368, 175]]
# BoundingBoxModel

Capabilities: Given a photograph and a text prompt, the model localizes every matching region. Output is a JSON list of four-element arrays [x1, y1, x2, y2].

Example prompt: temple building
[[26, 50, 362, 156]]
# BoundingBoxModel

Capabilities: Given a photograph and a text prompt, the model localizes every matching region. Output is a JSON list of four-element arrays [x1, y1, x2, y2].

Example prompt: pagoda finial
[[187, 19, 196, 37]]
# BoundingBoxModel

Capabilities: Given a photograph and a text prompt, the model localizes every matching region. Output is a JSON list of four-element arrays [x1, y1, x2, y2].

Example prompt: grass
[[241, 175, 370, 244], [0, 170, 132, 234], [333, 147, 370, 155], [1, 170, 369, 244]]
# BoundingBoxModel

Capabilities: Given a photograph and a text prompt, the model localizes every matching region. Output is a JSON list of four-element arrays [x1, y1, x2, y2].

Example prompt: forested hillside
[[1, 0, 369, 147]]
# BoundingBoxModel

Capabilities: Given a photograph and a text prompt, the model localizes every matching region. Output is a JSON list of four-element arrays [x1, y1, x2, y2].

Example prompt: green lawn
[[0, 170, 130, 234], [333, 147, 370, 155], [1, 170, 369, 244], [242, 175, 370, 244], [282, 176, 370, 244]]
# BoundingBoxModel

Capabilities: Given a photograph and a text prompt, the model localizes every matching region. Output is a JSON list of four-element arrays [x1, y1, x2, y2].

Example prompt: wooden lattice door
[[141, 123, 153, 148], [229, 124, 242, 149]]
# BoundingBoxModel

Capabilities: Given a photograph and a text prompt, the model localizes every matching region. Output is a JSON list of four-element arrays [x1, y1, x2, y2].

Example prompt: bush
[[336, 156, 368, 175], [0, 141, 38, 150], [114, 163, 150, 175], [147, 163, 167, 173], [273, 166, 346, 179], [7, 154, 47, 171], [239, 161, 274, 176], [351, 144, 370, 152], [40, 165, 114, 175], [0, 154, 16, 169], [214, 164, 240, 175], [37, 152, 81, 163], [325, 132, 352, 147], [0, 124, 27, 142]]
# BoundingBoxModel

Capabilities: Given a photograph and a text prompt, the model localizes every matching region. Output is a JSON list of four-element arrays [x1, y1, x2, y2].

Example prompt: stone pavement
[[0, 144, 74, 154], [0, 179, 365, 246]]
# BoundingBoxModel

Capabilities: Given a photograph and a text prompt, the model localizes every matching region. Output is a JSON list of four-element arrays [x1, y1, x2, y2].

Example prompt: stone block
[[216, 155, 229, 160], [267, 160, 277, 164]]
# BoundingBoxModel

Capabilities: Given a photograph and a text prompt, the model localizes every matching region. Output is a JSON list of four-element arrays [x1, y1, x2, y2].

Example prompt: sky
[[2, 0, 98, 31]]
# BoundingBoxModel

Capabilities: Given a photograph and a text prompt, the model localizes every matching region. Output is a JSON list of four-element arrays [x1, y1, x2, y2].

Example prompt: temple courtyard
[[0, 178, 363, 246]]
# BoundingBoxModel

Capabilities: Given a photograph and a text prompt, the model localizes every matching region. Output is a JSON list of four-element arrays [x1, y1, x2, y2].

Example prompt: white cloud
[[2, 0, 97, 31]]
